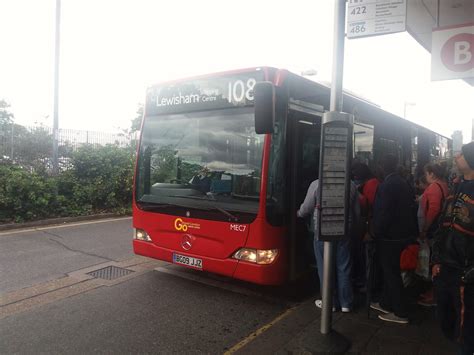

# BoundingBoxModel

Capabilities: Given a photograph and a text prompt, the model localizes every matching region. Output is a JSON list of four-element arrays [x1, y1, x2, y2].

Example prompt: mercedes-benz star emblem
[[181, 234, 194, 251]]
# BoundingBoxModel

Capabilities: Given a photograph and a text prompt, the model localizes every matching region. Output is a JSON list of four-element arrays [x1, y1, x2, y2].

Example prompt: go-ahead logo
[[174, 218, 200, 232], [174, 218, 188, 231]]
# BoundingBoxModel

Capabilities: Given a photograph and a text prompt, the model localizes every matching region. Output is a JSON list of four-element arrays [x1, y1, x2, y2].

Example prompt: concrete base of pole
[[318, 331, 351, 353], [279, 324, 351, 354]]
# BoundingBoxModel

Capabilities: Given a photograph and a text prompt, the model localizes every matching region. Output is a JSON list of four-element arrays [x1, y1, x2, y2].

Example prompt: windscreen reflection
[[136, 108, 264, 217]]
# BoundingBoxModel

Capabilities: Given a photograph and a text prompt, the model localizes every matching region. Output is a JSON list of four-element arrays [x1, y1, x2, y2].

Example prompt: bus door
[[287, 99, 323, 281]]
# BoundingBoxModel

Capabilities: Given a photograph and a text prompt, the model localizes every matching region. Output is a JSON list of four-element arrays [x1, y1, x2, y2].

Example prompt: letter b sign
[[432, 26, 474, 81], [441, 33, 474, 72]]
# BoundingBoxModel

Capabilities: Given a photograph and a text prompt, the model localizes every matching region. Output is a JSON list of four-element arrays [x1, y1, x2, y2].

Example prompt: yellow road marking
[[223, 307, 295, 354], [0, 217, 132, 237]]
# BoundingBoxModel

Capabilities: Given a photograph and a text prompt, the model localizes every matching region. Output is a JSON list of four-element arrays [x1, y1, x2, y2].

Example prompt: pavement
[[233, 295, 457, 354]]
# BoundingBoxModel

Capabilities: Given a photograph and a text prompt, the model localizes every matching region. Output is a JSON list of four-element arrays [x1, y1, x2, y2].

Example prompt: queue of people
[[297, 141, 474, 355]]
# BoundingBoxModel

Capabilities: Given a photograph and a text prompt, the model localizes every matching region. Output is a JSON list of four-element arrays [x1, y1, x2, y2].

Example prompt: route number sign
[[347, 0, 407, 39]]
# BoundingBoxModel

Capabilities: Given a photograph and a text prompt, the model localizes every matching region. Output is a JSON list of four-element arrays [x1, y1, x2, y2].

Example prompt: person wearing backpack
[[417, 163, 449, 306], [432, 142, 474, 355], [419, 163, 449, 241]]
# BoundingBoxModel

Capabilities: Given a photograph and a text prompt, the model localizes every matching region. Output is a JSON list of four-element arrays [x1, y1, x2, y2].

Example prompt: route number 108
[[227, 79, 256, 103]]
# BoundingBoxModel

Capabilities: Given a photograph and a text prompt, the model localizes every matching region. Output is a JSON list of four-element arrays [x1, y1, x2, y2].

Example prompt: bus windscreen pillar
[[318, 111, 353, 334]]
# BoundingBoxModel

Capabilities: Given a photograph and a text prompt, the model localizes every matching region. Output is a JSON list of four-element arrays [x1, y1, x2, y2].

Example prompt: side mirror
[[254, 82, 275, 134]]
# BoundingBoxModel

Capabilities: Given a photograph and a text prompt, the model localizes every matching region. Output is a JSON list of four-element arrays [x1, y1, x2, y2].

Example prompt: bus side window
[[353, 122, 374, 166]]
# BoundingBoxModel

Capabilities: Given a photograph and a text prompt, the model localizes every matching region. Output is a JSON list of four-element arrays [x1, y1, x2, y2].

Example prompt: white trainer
[[315, 299, 336, 312]]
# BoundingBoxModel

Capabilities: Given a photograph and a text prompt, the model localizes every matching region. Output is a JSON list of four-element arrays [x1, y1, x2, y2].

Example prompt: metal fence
[[0, 123, 138, 168]]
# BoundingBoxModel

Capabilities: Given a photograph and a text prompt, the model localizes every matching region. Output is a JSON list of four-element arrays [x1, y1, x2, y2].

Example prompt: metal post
[[52, 0, 61, 175], [320, 238, 335, 334], [10, 123, 14, 161], [321, 0, 347, 335], [330, 0, 346, 114]]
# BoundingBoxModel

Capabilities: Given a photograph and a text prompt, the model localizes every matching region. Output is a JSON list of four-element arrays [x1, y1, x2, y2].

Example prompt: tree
[[0, 99, 14, 125], [130, 104, 144, 133], [10, 124, 53, 173]]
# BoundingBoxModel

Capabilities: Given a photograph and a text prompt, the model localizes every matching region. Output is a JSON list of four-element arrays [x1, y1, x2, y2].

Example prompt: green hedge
[[0, 144, 134, 223]]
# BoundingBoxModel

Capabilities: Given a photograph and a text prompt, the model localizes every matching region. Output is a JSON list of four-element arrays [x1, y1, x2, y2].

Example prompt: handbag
[[400, 243, 419, 271]]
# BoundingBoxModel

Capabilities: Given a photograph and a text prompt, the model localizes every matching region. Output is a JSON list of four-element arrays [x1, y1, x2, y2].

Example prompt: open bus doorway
[[287, 102, 322, 290]]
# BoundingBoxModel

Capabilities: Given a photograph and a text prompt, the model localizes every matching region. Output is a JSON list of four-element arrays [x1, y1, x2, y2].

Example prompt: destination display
[[146, 71, 264, 115], [319, 118, 353, 241]]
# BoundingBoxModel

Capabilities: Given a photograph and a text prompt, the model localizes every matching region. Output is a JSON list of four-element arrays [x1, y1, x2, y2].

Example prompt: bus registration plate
[[173, 253, 203, 269]]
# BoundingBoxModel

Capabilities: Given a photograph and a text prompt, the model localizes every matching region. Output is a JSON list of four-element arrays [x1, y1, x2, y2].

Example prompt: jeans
[[434, 266, 474, 355], [314, 238, 353, 309]]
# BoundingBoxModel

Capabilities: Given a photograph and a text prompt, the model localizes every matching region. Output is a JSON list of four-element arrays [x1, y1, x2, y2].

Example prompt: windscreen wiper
[[167, 195, 239, 222], [168, 195, 214, 201], [137, 201, 191, 211], [209, 205, 239, 222]]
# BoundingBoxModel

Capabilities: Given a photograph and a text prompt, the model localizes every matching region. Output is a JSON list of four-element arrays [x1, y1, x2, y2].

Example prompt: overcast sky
[[0, 0, 472, 142]]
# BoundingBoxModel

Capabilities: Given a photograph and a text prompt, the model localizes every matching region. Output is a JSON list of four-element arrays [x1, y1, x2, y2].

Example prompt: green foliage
[[0, 100, 139, 223], [0, 144, 135, 223], [0, 165, 59, 222], [69, 144, 134, 210]]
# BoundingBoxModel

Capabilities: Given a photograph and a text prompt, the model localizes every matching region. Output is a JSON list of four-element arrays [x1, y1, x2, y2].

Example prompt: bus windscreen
[[135, 107, 264, 223]]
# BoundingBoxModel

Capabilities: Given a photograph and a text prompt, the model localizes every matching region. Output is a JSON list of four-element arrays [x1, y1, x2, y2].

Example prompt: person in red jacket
[[419, 163, 449, 241], [352, 162, 380, 237], [418, 162, 449, 306]]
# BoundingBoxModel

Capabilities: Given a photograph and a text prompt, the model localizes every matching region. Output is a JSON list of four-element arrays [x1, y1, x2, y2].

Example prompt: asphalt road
[[0, 218, 297, 353], [0, 218, 134, 294]]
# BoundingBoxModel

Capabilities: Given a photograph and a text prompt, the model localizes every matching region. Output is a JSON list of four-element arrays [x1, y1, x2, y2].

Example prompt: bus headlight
[[257, 249, 279, 264], [233, 248, 278, 265], [134, 228, 152, 242]]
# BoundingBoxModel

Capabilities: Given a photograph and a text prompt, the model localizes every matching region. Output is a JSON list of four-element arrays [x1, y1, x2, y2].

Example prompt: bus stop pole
[[321, 0, 346, 335]]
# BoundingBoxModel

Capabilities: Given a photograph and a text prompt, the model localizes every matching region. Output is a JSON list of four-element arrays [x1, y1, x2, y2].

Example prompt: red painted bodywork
[[133, 67, 290, 285]]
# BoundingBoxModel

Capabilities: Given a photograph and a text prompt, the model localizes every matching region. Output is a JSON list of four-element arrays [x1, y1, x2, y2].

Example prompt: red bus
[[133, 67, 451, 285]]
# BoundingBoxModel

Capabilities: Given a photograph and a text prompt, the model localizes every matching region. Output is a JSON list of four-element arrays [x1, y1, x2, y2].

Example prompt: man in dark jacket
[[432, 141, 474, 355], [370, 154, 417, 324]]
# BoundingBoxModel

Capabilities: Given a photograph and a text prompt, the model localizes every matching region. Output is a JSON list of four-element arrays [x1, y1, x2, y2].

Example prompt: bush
[[0, 144, 135, 223], [69, 144, 134, 211], [0, 165, 59, 222]]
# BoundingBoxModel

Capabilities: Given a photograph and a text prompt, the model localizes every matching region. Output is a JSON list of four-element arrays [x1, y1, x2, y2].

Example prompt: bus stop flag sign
[[431, 24, 474, 81], [318, 112, 353, 241], [347, 0, 407, 39]]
